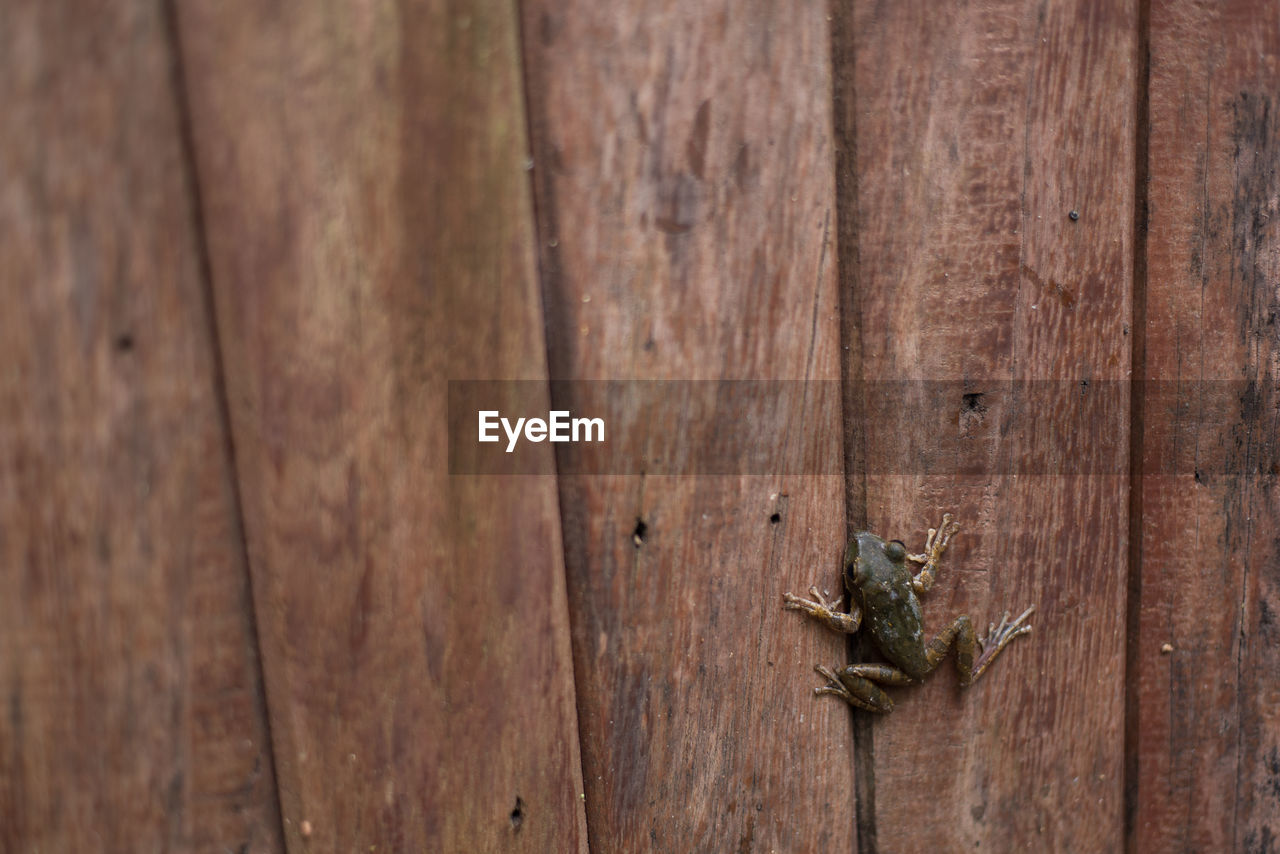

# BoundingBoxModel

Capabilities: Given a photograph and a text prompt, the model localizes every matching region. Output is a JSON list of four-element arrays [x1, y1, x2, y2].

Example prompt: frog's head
[[844, 532, 908, 590]]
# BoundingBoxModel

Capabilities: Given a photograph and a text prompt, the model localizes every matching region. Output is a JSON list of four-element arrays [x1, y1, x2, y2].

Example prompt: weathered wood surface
[[839, 2, 1136, 851], [171, 1, 587, 851], [521, 3, 855, 850], [0, 2, 282, 851], [9, 2, 1280, 851], [1132, 2, 1280, 851]]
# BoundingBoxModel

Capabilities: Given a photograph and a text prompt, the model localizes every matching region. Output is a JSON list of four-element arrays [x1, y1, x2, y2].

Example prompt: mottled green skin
[[845, 531, 931, 680]]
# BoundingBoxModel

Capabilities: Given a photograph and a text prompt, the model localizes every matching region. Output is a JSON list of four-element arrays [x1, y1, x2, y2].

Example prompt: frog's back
[[859, 565, 932, 680], [847, 531, 932, 680]]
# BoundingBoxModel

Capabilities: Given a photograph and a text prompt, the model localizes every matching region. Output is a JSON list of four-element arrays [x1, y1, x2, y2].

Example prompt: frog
[[782, 514, 1034, 712]]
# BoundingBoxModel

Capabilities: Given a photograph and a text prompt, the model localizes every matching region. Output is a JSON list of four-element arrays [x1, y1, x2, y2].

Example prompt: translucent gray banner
[[447, 380, 1279, 475]]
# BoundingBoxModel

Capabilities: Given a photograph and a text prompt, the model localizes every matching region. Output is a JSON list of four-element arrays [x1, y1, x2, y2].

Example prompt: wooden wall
[[1, 1, 1277, 852]]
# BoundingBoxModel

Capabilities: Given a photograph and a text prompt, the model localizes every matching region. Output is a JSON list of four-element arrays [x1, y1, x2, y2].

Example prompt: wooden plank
[[840, 2, 1135, 850], [170, 1, 588, 851], [1133, 3, 1280, 850], [0, 2, 283, 851], [520, 4, 855, 851]]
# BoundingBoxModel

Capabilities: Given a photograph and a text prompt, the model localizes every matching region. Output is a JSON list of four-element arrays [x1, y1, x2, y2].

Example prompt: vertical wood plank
[[172, 2, 588, 851], [521, 3, 855, 851], [1134, 3, 1280, 850], [0, 2, 283, 851], [840, 2, 1135, 850]]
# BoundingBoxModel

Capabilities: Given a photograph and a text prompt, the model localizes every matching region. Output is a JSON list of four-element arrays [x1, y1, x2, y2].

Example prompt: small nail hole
[[769, 513, 781, 524], [510, 796, 525, 831], [632, 519, 647, 547], [115, 333, 134, 352]]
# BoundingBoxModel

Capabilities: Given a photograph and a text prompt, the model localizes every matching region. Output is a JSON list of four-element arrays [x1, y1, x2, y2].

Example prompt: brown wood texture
[[521, 3, 856, 850], [1133, 2, 1280, 851], [171, 1, 587, 851], [840, 2, 1136, 851], [0, 2, 283, 852], [9, 3, 1280, 852]]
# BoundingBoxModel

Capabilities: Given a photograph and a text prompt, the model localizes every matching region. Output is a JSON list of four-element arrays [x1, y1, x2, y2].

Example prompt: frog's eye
[[883, 540, 907, 562]]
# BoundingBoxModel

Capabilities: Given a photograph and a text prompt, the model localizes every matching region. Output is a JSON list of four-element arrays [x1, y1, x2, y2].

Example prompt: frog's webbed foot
[[907, 513, 960, 594], [813, 664, 897, 713], [969, 605, 1035, 683], [782, 586, 861, 633]]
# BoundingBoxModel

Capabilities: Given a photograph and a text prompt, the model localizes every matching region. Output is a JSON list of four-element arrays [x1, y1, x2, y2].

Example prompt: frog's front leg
[[814, 663, 914, 713], [781, 585, 861, 633], [907, 513, 959, 595]]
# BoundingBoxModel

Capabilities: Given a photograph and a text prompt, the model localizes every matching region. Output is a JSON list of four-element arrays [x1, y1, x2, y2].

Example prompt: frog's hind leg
[[813, 663, 913, 713], [922, 607, 1035, 687]]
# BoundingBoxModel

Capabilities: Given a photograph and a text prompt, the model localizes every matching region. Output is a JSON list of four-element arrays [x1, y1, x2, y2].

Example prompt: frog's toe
[[925, 513, 960, 551], [784, 586, 861, 633], [813, 664, 849, 699], [979, 606, 1035, 653], [782, 587, 843, 615]]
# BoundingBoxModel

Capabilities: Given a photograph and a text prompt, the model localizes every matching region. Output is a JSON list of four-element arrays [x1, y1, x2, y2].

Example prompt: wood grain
[[521, 2, 856, 850], [1133, 2, 1280, 850], [839, 2, 1136, 850], [171, 1, 587, 851], [0, 2, 283, 851], [12, 3, 1280, 849]]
